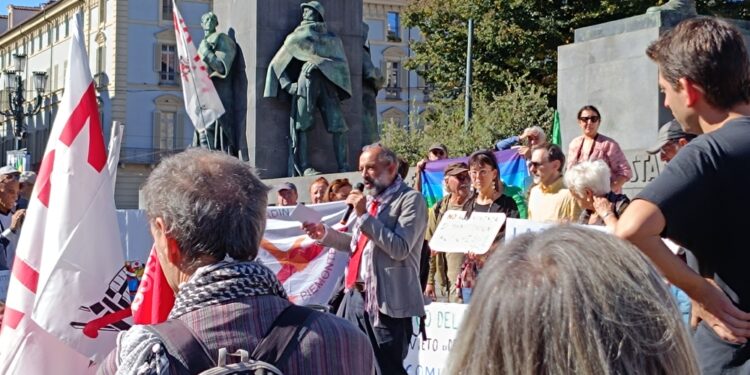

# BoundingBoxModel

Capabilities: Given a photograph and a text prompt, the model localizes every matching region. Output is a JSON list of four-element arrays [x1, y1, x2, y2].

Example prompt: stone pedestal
[[214, 0, 363, 178], [557, 12, 750, 196]]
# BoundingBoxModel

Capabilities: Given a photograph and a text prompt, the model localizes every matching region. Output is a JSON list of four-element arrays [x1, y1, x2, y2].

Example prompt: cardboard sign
[[428, 210, 506, 254]]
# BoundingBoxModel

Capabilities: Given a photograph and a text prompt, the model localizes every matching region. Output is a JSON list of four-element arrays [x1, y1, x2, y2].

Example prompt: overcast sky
[[0, 0, 45, 15]]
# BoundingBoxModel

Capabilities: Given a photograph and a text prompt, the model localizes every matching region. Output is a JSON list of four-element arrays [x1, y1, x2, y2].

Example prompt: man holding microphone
[[303, 143, 427, 375]]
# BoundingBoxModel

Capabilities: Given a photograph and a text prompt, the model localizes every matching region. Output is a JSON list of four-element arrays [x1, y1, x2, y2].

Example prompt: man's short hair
[[142, 149, 269, 266], [646, 17, 750, 110], [534, 144, 565, 173]]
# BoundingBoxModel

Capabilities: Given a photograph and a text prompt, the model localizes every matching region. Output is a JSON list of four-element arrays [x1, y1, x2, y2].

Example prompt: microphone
[[340, 183, 365, 225]]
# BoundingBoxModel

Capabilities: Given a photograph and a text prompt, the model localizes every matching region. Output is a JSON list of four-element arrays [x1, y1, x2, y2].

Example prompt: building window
[[96, 45, 105, 75], [159, 44, 177, 83], [65, 16, 70, 37], [387, 12, 400, 42], [47, 27, 52, 47], [99, 0, 107, 24], [162, 0, 173, 21], [29, 38, 34, 54], [385, 61, 401, 100], [55, 21, 60, 42]]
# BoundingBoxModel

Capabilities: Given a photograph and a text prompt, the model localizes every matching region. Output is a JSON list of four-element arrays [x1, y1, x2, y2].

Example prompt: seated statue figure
[[264, 1, 352, 176]]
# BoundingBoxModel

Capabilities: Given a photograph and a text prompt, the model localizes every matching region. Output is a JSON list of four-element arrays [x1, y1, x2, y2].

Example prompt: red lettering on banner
[[58, 84, 107, 172], [3, 306, 24, 330], [12, 257, 39, 294], [36, 149, 55, 207]]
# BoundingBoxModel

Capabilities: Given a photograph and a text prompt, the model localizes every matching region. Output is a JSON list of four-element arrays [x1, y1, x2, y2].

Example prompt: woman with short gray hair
[[446, 226, 699, 375], [564, 159, 629, 230]]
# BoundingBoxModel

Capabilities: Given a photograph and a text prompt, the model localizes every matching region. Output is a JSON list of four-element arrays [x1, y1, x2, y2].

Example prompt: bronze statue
[[264, 1, 352, 176], [362, 22, 384, 148], [647, 0, 696, 15], [195, 12, 237, 155]]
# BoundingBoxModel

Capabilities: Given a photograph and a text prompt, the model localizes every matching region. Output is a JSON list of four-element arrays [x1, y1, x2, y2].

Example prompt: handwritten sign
[[0, 270, 10, 301], [404, 302, 468, 374], [429, 210, 506, 254]]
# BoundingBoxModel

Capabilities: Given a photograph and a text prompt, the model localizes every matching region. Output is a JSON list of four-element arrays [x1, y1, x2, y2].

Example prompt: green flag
[[551, 110, 562, 146]]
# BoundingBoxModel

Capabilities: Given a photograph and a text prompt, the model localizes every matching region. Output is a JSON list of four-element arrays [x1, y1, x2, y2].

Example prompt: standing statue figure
[[647, 0, 697, 15], [362, 22, 385, 148], [195, 12, 238, 155], [264, 1, 352, 176]]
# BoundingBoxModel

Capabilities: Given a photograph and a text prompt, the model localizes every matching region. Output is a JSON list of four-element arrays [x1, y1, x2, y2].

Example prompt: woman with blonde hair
[[446, 226, 699, 375]]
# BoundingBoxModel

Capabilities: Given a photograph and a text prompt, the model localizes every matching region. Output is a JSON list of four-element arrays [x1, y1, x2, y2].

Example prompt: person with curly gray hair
[[446, 226, 699, 375], [98, 149, 374, 375]]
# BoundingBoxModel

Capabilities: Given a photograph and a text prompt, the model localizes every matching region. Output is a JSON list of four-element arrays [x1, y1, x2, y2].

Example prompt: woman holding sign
[[457, 150, 520, 303]]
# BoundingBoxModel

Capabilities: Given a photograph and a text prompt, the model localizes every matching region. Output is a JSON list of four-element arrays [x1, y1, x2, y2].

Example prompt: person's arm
[[616, 200, 750, 343], [606, 141, 633, 192], [495, 136, 520, 151], [302, 223, 353, 253], [359, 191, 428, 261]]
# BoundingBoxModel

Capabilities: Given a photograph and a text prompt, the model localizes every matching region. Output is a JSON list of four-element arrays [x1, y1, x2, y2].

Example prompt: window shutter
[[153, 43, 161, 73], [152, 112, 161, 151], [175, 112, 185, 149]]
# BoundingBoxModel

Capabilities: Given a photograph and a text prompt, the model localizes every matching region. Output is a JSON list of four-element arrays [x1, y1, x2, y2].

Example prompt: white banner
[[505, 218, 610, 243], [404, 302, 468, 374], [256, 202, 350, 305], [429, 210, 506, 254]]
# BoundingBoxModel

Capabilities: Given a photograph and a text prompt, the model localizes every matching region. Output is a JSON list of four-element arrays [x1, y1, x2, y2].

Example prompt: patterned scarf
[[349, 175, 404, 327], [169, 260, 287, 319]]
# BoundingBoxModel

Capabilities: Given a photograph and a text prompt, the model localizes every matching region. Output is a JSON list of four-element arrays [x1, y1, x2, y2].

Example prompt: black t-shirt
[[637, 116, 750, 310]]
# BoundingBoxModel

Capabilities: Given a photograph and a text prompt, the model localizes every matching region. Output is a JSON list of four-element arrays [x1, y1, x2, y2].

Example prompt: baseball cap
[[275, 182, 297, 192], [428, 143, 448, 155], [19, 171, 36, 184], [0, 165, 20, 178], [444, 162, 469, 176], [647, 120, 695, 154]]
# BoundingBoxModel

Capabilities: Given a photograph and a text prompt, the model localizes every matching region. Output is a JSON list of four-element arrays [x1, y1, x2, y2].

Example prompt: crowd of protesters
[[0, 15, 744, 375]]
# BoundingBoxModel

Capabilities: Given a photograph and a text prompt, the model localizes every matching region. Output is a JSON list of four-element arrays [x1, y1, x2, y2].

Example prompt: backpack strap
[[252, 304, 317, 366], [148, 318, 215, 374]]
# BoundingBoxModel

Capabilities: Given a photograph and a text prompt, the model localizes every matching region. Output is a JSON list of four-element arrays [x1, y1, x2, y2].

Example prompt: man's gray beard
[[364, 174, 392, 196]]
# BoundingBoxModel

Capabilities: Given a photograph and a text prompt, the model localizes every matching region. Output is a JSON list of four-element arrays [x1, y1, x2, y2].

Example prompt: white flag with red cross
[[0, 12, 130, 374], [173, 0, 225, 131]]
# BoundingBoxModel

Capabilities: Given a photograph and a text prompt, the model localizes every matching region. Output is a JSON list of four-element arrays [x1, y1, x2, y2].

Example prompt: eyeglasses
[[527, 161, 545, 168], [579, 116, 600, 123]]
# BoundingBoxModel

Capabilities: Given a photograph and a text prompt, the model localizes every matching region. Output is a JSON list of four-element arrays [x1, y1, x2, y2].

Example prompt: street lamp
[[0, 53, 47, 150]]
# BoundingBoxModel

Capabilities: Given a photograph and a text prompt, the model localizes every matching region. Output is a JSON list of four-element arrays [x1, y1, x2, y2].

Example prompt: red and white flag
[[173, 0, 224, 131], [130, 245, 175, 325], [0, 13, 130, 374]]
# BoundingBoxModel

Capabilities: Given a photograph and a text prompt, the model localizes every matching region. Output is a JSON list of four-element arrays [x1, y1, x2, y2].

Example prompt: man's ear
[[680, 77, 704, 107], [152, 217, 183, 267]]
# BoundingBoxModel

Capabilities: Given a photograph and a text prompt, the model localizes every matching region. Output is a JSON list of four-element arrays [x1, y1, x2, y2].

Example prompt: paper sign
[[288, 204, 324, 224], [0, 270, 10, 301], [404, 302, 468, 374], [428, 210, 506, 254], [504, 218, 610, 243]]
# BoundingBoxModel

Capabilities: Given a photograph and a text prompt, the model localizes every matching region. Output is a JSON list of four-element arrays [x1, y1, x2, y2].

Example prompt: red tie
[[345, 201, 379, 289]]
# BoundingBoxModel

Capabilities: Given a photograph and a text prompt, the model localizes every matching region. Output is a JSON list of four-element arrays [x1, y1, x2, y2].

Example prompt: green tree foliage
[[405, 0, 750, 101], [381, 75, 553, 163]]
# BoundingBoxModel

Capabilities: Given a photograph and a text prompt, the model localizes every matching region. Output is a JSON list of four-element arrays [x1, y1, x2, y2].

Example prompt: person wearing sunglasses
[[566, 105, 632, 193]]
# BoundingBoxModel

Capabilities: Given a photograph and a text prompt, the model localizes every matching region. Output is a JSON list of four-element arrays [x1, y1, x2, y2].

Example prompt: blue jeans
[[461, 288, 472, 304]]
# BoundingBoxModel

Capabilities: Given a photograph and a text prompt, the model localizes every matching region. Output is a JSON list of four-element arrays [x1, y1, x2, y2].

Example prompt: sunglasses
[[579, 116, 600, 123], [527, 161, 545, 168]]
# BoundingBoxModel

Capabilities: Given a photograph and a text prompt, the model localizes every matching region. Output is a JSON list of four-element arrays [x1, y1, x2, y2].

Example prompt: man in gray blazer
[[303, 143, 427, 375]]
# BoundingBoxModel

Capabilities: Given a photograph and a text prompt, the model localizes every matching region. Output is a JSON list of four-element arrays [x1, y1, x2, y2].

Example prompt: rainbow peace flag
[[420, 149, 532, 218]]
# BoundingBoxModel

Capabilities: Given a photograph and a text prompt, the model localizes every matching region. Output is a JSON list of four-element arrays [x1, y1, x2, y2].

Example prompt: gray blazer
[[321, 182, 427, 318]]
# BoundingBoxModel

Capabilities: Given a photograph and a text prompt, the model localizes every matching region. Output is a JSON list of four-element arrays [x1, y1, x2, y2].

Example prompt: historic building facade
[[0, 0, 209, 208]]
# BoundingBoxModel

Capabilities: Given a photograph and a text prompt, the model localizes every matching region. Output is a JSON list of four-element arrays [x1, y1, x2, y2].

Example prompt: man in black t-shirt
[[616, 17, 750, 374]]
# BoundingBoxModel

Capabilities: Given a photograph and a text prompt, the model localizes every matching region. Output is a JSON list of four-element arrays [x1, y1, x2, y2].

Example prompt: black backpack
[[147, 304, 317, 375]]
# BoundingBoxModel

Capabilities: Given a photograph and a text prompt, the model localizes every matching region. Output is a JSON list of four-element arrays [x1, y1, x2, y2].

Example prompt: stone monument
[[264, 1, 352, 176], [213, 0, 363, 178], [195, 12, 238, 156], [557, 10, 750, 197], [647, 0, 696, 15]]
